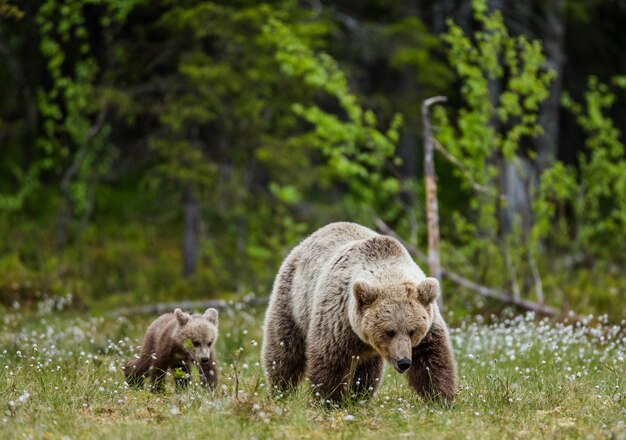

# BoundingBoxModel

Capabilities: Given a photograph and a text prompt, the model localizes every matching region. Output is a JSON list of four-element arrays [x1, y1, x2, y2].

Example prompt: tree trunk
[[498, 158, 534, 235], [55, 107, 108, 248], [235, 216, 247, 292], [429, 0, 472, 33], [398, 69, 419, 178], [182, 185, 202, 277], [535, 0, 565, 174], [431, 0, 455, 33], [422, 96, 446, 307]]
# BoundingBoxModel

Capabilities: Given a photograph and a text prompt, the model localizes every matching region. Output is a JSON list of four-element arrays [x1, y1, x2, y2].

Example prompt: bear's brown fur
[[124, 308, 219, 392], [262, 222, 457, 402]]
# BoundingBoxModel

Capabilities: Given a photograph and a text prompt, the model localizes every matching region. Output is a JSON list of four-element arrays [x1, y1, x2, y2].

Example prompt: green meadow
[[2, 304, 624, 439]]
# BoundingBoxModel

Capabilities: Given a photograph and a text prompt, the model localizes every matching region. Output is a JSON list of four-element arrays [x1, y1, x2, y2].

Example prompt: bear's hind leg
[[407, 323, 457, 402], [350, 356, 384, 400], [148, 359, 170, 393], [263, 312, 306, 392]]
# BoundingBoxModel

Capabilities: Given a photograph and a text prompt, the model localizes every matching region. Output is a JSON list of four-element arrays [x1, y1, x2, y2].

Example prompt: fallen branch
[[433, 139, 500, 199], [107, 296, 269, 318], [374, 218, 561, 317]]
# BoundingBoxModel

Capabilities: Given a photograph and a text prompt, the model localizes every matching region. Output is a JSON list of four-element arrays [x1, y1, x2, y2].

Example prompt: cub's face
[[353, 277, 439, 373], [173, 308, 218, 366]]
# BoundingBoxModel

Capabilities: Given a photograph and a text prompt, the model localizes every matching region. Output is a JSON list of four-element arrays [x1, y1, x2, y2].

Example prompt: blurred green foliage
[[264, 17, 403, 210], [0, 0, 624, 319], [434, 0, 554, 297], [555, 76, 626, 261]]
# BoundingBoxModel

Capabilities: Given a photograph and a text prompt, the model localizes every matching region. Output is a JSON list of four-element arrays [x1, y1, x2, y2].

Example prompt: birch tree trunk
[[182, 184, 202, 277]]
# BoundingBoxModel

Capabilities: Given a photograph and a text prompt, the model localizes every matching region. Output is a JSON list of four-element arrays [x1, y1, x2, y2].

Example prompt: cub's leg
[[125, 332, 158, 388], [148, 358, 170, 393], [173, 362, 192, 390], [407, 323, 457, 402], [198, 355, 219, 390], [124, 355, 151, 388]]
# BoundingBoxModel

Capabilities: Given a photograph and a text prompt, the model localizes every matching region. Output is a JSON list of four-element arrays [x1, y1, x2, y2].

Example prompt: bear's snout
[[396, 357, 412, 373], [200, 357, 210, 364]]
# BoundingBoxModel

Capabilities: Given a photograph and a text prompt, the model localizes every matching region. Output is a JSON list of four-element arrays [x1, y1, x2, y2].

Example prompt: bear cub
[[124, 308, 219, 392]]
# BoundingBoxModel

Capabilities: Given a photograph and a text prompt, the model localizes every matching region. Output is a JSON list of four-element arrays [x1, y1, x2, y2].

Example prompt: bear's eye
[[207, 341, 212, 347], [192, 341, 200, 348], [385, 330, 396, 338], [409, 330, 416, 338]]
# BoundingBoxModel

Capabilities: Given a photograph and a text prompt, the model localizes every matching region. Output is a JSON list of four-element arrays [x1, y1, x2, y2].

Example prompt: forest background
[[1, 0, 625, 320]]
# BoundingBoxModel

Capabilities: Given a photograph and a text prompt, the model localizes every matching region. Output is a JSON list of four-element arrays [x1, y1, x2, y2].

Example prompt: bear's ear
[[353, 280, 377, 307], [416, 277, 440, 305], [174, 308, 190, 326], [203, 308, 218, 325]]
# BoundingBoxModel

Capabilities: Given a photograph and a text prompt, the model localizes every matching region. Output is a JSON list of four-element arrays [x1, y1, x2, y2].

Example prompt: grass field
[[1, 302, 625, 439]]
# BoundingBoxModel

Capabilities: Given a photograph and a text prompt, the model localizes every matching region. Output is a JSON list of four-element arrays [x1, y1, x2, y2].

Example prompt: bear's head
[[350, 277, 439, 374], [173, 308, 219, 366]]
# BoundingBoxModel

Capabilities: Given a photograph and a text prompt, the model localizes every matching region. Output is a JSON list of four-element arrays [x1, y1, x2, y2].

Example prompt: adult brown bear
[[262, 222, 457, 402]]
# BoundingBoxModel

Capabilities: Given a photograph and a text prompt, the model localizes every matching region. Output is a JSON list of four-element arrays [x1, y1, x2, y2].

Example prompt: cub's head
[[172, 308, 219, 366], [350, 277, 439, 374]]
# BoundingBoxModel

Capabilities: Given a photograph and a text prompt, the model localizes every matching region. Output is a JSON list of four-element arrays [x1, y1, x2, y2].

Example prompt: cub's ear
[[353, 280, 377, 307], [174, 308, 190, 326], [203, 308, 218, 325], [416, 277, 440, 305]]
